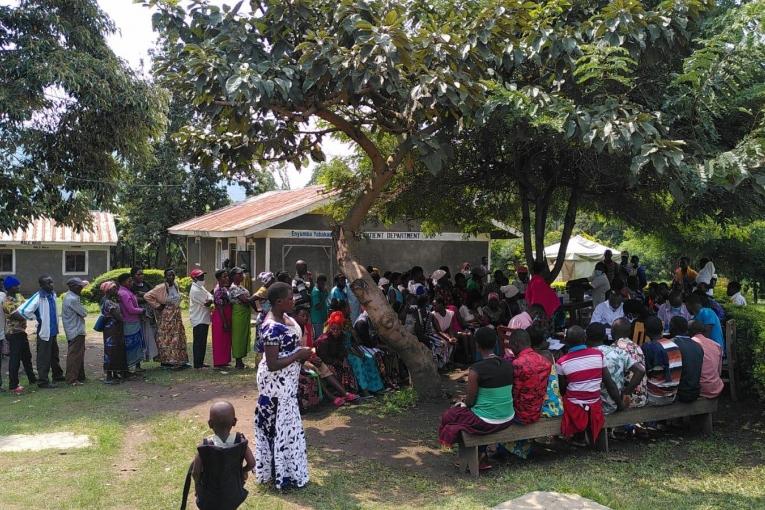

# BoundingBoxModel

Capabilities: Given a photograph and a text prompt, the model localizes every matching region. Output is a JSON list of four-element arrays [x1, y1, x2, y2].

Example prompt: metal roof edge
[[241, 196, 335, 236]]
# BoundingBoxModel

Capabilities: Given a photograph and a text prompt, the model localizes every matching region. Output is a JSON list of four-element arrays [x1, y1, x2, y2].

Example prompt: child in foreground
[[185, 401, 255, 510]]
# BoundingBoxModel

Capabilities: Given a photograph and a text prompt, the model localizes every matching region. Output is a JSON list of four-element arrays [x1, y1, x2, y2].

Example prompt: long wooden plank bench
[[458, 398, 718, 476]]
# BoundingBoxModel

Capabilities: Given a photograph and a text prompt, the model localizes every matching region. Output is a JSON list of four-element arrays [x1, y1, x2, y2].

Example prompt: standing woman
[[145, 269, 189, 369], [254, 282, 312, 490], [229, 266, 255, 369], [117, 273, 146, 373], [100, 281, 127, 384], [211, 269, 233, 368], [131, 267, 158, 362]]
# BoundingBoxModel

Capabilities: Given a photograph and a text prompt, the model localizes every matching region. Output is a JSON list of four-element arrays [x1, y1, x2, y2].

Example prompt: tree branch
[[315, 109, 387, 175], [548, 182, 580, 282], [520, 180, 534, 269]]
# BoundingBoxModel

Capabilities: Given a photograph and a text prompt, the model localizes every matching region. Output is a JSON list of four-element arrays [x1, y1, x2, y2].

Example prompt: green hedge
[[81, 268, 192, 304], [723, 303, 765, 400]]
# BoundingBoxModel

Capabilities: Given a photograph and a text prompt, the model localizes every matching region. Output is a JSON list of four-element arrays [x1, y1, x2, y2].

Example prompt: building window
[[0, 249, 14, 274], [63, 250, 88, 275]]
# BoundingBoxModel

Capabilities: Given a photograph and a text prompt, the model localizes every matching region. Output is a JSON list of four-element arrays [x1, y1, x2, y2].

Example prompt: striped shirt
[[556, 346, 605, 405], [644, 339, 683, 406], [16, 290, 59, 341]]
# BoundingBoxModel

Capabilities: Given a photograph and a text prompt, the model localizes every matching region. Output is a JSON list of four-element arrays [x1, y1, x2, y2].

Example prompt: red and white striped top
[[556, 346, 605, 405]]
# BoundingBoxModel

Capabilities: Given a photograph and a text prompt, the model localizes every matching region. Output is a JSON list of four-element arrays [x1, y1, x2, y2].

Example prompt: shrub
[[82, 268, 192, 304], [723, 304, 765, 400]]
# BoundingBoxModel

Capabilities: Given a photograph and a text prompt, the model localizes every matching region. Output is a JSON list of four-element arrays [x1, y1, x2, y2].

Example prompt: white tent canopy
[[544, 235, 621, 282]]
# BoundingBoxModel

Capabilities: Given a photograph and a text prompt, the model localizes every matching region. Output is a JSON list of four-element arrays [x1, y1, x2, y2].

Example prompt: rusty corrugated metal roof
[[168, 186, 336, 237], [0, 211, 118, 246]]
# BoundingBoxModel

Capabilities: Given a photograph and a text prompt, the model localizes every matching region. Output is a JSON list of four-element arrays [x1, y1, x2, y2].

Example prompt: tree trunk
[[547, 185, 580, 282], [520, 186, 535, 269], [316, 108, 443, 400], [156, 236, 168, 269], [337, 229, 442, 400]]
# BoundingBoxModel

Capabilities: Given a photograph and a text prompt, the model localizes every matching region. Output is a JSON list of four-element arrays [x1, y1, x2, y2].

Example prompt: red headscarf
[[327, 311, 345, 327]]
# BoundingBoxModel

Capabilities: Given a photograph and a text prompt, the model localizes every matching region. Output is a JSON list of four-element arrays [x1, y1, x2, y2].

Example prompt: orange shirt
[[673, 267, 698, 285]]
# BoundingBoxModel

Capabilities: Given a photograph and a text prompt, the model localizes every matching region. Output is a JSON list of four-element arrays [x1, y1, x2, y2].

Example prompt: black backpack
[[181, 433, 249, 510]]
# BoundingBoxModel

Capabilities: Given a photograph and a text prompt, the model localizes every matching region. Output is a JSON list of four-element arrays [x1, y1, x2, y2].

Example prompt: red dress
[[211, 285, 233, 367]]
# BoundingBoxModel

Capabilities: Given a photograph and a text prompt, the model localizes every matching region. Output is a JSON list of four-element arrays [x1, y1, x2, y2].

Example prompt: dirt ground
[[11, 331, 765, 479]]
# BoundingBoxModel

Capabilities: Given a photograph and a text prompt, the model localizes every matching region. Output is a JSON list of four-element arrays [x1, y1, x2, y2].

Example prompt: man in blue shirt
[[686, 293, 724, 350], [14, 274, 64, 388]]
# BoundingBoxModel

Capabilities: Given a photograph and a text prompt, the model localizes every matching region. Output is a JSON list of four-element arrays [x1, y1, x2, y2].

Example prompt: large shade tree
[[382, 0, 765, 281], [147, 0, 764, 397], [145, 0, 543, 398], [0, 0, 167, 231]]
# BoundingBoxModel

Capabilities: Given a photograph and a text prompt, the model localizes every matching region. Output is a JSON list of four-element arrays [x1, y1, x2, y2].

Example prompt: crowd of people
[[0, 251, 747, 499], [438, 252, 740, 470]]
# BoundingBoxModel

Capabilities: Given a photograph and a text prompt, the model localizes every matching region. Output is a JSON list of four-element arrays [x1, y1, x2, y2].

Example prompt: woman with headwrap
[[320, 311, 384, 396], [145, 269, 189, 369], [100, 281, 127, 384], [315, 312, 359, 394]]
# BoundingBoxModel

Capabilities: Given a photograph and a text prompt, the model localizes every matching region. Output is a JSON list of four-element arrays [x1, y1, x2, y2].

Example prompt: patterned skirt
[[156, 304, 188, 365], [255, 358, 309, 490], [103, 320, 127, 373], [429, 333, 454, 369], [123, 321, 144, 369], [326, 359, 358, 394]]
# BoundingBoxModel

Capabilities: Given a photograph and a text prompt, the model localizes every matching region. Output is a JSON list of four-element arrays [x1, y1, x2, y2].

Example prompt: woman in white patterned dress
[[255, 282, 313, 490]]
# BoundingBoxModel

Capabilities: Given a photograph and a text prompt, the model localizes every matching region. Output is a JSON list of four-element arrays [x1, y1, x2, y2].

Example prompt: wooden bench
[[458, 398, 718, 476]]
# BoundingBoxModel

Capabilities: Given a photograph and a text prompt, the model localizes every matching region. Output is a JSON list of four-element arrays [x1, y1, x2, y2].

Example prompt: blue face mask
[[594, 270, 603, 277]]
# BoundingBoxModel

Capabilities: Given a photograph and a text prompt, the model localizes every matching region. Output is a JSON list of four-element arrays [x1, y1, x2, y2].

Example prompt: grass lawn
[[1, 310, 764, 509]]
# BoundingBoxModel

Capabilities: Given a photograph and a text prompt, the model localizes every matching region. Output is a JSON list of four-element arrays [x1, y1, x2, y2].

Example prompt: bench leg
[[458, 444, 479, 477], [700, 413, 713, 435], [595, 428, 609, 453]]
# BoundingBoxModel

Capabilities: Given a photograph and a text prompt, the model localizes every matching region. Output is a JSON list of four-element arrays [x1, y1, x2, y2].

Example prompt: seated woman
[[294, 299, 358, 409], [480, 292, 510, 328], [430, 297, 458, 370], [317, 311, 384, 397], [438, 327, 515, 469], [527, 325, 563, 418], [457, 290, 486, 363], [354, 308, 404, 389], [315, 312, 359, 395]]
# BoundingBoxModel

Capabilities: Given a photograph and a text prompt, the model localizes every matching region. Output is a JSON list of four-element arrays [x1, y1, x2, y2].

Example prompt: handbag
[[93, 314, 106, 332]]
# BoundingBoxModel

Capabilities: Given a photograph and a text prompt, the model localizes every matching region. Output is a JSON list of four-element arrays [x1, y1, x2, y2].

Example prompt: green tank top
[[470, 357, 515, 424]]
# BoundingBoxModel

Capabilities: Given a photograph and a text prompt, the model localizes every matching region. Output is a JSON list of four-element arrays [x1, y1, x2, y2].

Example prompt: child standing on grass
[[186, 401, 255, 510]]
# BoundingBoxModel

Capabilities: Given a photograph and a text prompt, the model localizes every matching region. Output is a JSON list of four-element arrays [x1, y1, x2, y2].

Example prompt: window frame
[[0, 248, 15, 275], [62, 249, 89, 276]]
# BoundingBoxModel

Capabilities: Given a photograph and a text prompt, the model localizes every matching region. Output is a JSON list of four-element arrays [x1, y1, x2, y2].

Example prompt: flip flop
[[332, 397, 345, 408], [344, 392, 361, 402], [479, 462, 493, 471]]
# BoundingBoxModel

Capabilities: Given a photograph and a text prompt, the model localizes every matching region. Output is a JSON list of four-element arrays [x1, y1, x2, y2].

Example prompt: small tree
[[118, 98, 275, 269]]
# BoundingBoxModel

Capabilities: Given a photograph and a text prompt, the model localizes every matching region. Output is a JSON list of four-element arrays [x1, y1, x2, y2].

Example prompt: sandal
[[332, 397, 345, 408], [344, 393, 360, 402]]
